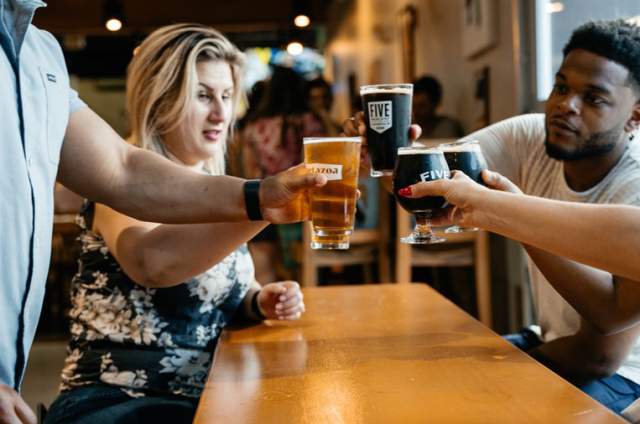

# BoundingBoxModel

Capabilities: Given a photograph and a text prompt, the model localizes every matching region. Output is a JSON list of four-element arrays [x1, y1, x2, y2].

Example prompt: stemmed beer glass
[[393, 146, 450, 244]]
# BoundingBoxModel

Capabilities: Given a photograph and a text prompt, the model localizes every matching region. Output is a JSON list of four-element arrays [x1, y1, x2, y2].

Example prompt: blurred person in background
[[305, 77, 340, 136], [412, 75, 464, 139], [44, 24, 306, 424], [238, 66, 328, 281]]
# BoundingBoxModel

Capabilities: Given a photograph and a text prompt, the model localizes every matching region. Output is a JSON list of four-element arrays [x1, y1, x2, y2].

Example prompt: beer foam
[[397, 147, 441, 155], [360, 85, 413, 95], [303, 137, 362, 144]]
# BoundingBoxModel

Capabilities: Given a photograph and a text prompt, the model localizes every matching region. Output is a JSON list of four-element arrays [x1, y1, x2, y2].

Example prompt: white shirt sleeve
[[459, 114, 546, 187], [68, 86, 86, 114]]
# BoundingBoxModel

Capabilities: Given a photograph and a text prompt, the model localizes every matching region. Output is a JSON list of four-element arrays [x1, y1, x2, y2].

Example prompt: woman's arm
[[94, 204, 267, 288], [405, 171, 640, 281], [406, 172, 640, 332]]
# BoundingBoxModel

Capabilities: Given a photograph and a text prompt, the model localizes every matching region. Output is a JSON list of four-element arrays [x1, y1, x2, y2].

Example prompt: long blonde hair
[[126, 23, 244, 175]]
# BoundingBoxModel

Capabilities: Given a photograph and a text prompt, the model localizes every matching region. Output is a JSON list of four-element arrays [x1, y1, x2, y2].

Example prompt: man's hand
[[0, 384, 36, 424], [260, 165, 327, 224], [341, 112, 422, 179], [257, 281, 305, 320]]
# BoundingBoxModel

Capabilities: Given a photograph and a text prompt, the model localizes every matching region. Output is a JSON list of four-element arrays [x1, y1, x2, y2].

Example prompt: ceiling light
[[103, 0, 125, 32], [105, 18, 122, 32], [294, 14, 310, 28], [287, 41, 304, 56]]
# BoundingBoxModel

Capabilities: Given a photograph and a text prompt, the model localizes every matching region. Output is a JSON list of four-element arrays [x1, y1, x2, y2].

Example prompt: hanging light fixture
[[286, 41, 304, 56], [293, 0, 311, 28], [103, 0, 125, 32], [294, 15, 310, 28]]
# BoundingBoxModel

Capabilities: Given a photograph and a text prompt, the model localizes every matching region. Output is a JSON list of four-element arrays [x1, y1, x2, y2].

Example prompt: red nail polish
[[398, 187, 412, 197]]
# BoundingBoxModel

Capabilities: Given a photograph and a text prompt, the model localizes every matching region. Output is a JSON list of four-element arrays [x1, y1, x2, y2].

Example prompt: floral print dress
[[59, 202, 257, 399]]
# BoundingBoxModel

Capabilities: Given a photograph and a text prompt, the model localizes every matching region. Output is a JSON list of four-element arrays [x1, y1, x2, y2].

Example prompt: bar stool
[[301, 181, 390, 286], [395, 206, 492, 326]]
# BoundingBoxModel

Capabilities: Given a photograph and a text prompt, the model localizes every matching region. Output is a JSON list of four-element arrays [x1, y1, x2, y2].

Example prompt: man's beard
[[544, 124, 623, 161]]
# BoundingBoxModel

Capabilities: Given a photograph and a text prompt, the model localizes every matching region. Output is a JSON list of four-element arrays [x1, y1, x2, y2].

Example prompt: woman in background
[[237, 66, 327, 281]]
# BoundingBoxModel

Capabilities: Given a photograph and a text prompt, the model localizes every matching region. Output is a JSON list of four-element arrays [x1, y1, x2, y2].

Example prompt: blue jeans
[[505, 328, 640, 414], [44, 384, 198, 424]]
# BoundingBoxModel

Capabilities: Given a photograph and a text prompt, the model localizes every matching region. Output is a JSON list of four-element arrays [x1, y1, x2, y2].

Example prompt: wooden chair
[[395, 206, 492, 326], [301, 181, 391, 287]]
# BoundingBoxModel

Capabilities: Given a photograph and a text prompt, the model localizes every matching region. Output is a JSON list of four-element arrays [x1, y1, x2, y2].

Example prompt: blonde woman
[[44, 24, 305, 424]]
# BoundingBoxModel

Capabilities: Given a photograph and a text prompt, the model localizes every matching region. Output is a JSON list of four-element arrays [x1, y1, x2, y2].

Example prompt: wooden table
[[194, 284, 623, 423]]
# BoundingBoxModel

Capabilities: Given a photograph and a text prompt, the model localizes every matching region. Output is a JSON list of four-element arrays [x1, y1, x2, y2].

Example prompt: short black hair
[[413, 75, 442, 106], [563, 19, 640, 92]]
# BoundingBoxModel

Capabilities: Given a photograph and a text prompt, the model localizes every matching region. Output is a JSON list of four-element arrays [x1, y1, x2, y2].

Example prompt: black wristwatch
[[251, 290, 266, 320], [243, 180, 263, 221]]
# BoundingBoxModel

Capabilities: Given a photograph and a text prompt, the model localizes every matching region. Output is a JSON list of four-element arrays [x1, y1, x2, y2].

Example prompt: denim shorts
[[504, 327, 640, 414]]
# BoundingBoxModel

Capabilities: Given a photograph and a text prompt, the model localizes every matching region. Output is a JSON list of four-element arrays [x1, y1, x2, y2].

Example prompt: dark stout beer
[[393, 147, 450, 220], [439, 140, 487, 233], [440, 141, 487, 183], [361, 84, 413, 177]]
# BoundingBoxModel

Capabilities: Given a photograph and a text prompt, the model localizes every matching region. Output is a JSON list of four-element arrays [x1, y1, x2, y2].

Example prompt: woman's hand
[[257, 281, 305, 320], [399, 169, 520, 228]]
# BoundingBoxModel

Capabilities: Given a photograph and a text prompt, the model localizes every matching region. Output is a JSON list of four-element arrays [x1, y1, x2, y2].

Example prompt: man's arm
[[491, 171, 640, 335], [58, 108, 325, 224], [528, 319, 640, 385], [524, 243, 640, 334]]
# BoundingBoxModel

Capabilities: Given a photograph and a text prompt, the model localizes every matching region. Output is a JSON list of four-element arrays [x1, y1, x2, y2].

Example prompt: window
[[535, 0, 640, 101]]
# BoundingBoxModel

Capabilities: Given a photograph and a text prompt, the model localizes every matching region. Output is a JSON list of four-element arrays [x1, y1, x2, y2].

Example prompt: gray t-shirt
[[463, 113, 640, 384]]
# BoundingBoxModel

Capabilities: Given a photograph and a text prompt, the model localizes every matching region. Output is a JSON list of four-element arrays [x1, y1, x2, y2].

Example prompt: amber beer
[[304, 137, 362, 249]]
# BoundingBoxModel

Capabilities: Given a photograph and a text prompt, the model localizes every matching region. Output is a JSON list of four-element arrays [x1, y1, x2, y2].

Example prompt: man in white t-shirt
[[343, 18, 640, 415], [456, 20, 640, 414]]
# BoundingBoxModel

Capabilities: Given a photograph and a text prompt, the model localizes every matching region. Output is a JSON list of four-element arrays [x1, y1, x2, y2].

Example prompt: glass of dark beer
[[360, 83, 413, 177], [439, 139, 488, 233], [393, 146, 450, 244]]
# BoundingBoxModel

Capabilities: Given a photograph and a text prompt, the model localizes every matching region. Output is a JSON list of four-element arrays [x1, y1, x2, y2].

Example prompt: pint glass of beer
[[439, 139, 487, 233], [360, 83, 413, 177], [393, 146, 450, 244], [304, 137, 362, 249]]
